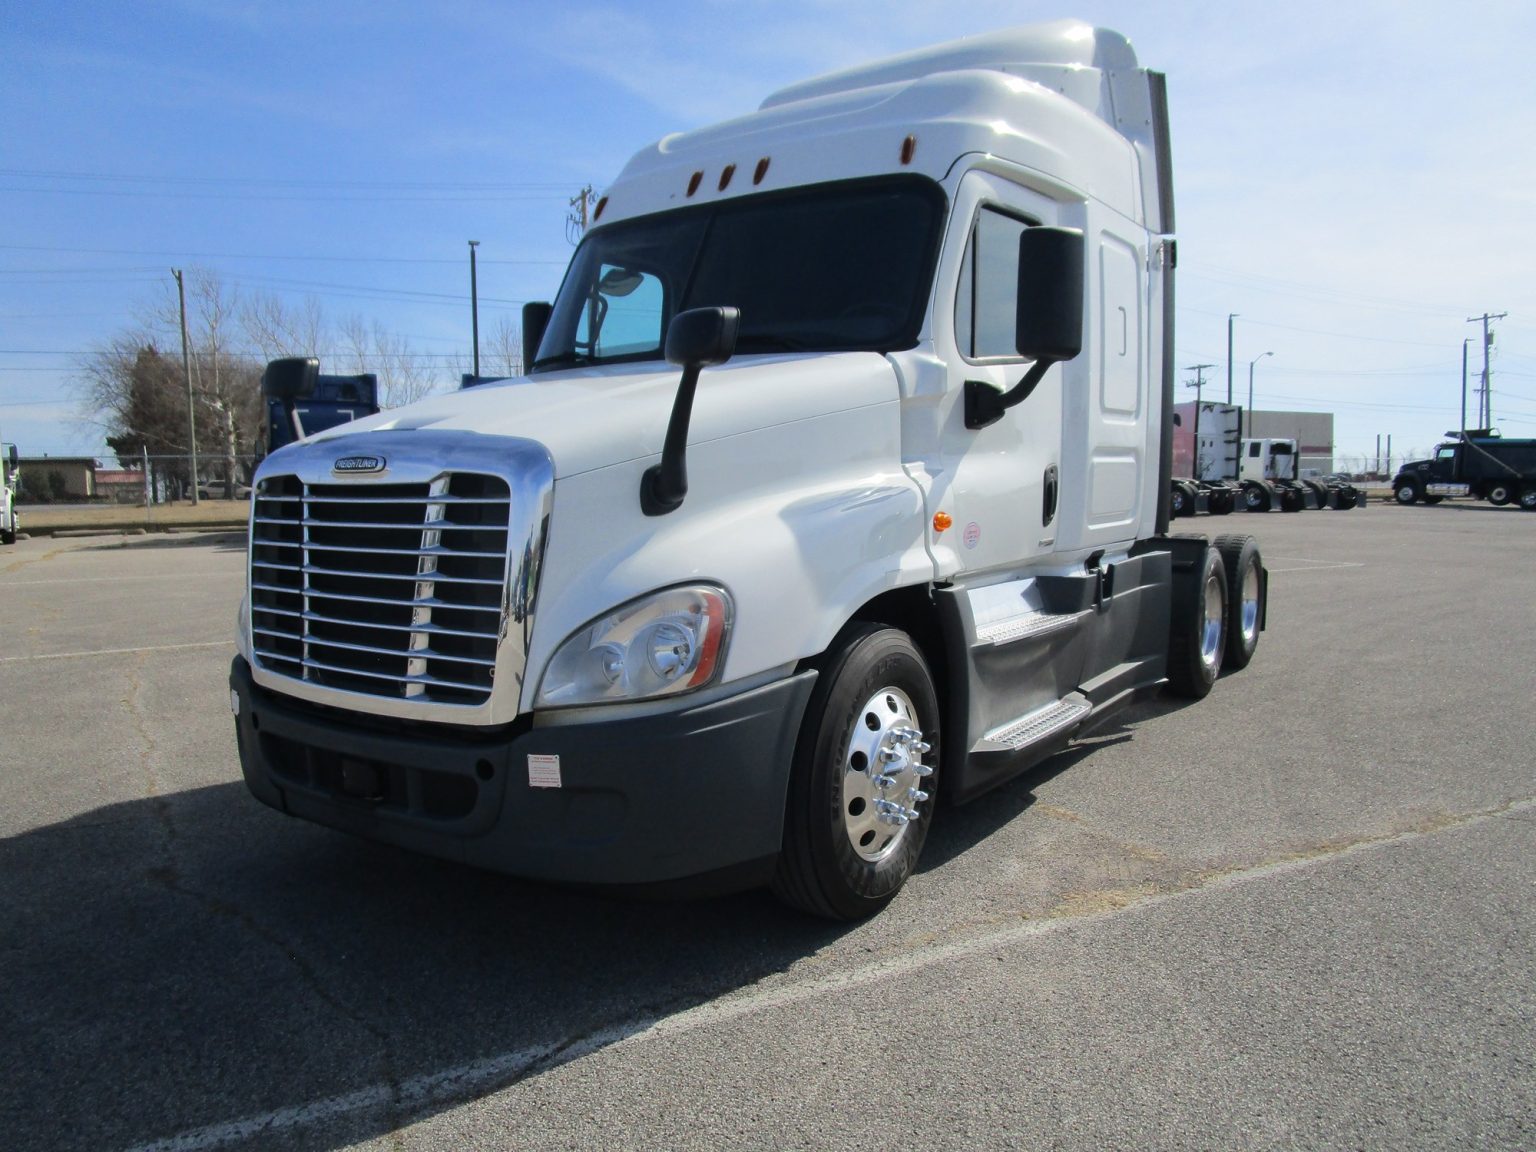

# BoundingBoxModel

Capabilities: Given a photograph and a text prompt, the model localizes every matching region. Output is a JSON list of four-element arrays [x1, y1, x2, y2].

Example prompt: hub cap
[[1239, 562, 1260, 645], [1201, 569, 1225, 672], [841, 687, 932, 863]]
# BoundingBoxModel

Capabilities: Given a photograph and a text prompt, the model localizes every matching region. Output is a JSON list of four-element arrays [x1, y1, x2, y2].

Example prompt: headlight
[[536, 585, 732, 708]]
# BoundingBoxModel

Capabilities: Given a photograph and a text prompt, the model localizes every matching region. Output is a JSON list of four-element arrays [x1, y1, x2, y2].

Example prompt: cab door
[[923, 171, 1067, 577]]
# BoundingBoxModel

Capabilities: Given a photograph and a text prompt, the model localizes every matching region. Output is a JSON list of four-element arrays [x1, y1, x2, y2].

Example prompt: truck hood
[[301, 352, 897, 479]]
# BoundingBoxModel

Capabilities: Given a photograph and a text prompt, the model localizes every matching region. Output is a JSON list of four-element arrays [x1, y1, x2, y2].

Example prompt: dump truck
[[1393, 431, 1536, 510]]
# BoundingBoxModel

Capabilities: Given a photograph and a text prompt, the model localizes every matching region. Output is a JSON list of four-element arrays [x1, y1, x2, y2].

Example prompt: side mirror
[[522, 302, 553, 372], [6, 445, 17, 470], [665, 305, 740, 368], [965, 227, 1085, 430], [641, 307, 741, 516], [1015, 226, 1085, 361], [261, 357, 320, 401]]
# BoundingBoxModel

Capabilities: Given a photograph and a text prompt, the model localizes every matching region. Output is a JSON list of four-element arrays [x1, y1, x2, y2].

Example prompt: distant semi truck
[[263, 370, 379, 454], [1, 442, 18, 545], [1393, 431, 1536, 510], [1169, 402, 1357, 515]]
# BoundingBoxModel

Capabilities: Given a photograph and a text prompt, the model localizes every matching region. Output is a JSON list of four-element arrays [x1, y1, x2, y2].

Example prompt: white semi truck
[[232, 22, 1268, 919], [1, 443, 18, 545]]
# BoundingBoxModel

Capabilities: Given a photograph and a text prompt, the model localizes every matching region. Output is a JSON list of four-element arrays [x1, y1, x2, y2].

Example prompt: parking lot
[[1, 504, 1532, 1151]]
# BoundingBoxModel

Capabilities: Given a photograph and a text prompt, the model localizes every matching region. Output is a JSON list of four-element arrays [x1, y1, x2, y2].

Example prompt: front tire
[[1393, 478, 1420, 505], [773, 625, 939, 920]]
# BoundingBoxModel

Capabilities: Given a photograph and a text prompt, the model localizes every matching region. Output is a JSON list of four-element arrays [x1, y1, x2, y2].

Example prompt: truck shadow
[[0, 771, 1000, 1151]]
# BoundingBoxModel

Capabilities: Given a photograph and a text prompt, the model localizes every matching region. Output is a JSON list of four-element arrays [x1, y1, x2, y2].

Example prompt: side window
[[575, 265, 665, 359], [1436, 446, 1456, 461], [955, 207, 1035, 359], [1249, 443, 1262, 458]]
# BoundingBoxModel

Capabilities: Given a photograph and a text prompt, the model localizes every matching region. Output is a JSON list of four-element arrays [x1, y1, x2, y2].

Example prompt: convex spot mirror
[[261, 357, 320, 402], [1015, 226, 1085, 362]]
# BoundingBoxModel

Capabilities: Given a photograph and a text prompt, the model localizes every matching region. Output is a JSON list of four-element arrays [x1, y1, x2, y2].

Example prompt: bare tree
[[337, 315, 439, 407], [484, 313, 524, 378], [241, 293, 326, 362]]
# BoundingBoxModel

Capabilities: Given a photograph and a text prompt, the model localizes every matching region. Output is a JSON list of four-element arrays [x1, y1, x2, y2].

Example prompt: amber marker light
[[900, 134, 917, 165], [933, 511, 953, 533]]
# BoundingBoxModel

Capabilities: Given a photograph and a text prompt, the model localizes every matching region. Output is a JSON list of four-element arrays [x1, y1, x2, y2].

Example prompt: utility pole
[[468, 240, 481, 378], [566, 184, 595, 244], [1461, 338, 1470, 436], [1186, 363, 1215, 477], [173, 268, 199, 506], [1226, 313, 1238, 403], [1466, 311, 1506, 428]]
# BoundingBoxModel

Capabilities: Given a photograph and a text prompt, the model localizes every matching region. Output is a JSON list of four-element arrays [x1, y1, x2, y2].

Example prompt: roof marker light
[[753, 157, 771, 185], [593, 196, 608, 221], [718, 163, 736, 191], [900, 135, 917, 165], [686, 171, 703, 197]]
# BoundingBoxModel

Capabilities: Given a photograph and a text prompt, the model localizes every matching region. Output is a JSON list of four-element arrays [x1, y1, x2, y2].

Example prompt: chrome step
[[974, 611, 1082, 648], [983, 697, 1091, 751]]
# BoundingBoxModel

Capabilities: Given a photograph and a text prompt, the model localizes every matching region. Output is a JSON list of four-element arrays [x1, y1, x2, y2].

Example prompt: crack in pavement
[[117, 794, 1536, 1152]]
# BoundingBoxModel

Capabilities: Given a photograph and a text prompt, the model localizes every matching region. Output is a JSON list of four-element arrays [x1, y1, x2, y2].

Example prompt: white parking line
[[0, 641, 232, 664], [118, 796, 1534, 1152], [1264, 556, 1365, 573]]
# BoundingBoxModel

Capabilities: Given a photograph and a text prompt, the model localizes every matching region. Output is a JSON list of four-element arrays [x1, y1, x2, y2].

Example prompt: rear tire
[[1213, 534, 1263, 671], [1519, 488, 1536, 511], [1488, 483, 1513, 506], [1166, 546, 1227, 699], [772, 625, 939, 921]]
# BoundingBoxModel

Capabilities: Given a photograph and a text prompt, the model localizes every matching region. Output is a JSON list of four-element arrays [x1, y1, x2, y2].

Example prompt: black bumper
[[230, 657, 816, 890]]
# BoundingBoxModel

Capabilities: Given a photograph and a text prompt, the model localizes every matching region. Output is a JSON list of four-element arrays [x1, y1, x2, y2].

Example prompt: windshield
[[533, 176, 946, 370]]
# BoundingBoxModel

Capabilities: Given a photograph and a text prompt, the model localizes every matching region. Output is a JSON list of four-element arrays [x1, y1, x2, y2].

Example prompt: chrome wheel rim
[[1200, 569, 1225, 672], [1239, 562, 1260, 645], [841, 686, 931, 863]]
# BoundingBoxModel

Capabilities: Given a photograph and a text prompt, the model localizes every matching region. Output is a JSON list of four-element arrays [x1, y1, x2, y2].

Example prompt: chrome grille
[[250, 473, 512, 706]]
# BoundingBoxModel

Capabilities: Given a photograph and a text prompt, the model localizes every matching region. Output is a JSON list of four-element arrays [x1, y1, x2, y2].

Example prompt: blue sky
[[3, 0, 1534, 466]]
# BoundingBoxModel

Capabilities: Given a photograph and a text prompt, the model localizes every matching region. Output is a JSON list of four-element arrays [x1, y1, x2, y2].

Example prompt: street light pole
[[1246, 351, 1274, 440], [1226, 313, 1239, 404], [468, 240, 481, 379]]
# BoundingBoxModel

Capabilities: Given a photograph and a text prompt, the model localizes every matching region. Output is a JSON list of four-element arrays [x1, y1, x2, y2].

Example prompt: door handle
[[1043, 464, 1059, 527]]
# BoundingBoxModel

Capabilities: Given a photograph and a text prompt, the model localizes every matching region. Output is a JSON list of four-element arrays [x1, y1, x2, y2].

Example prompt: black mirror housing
[[665, 306, 740, 368], [1015, 227, 1085, 361], [522, 302, 553, 373], [262, 357, 320, 402]]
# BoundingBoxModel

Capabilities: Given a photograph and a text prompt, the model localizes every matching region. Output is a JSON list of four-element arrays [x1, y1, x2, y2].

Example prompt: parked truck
[[263, 370, 379, 455], [1168, 406, 1357, 515], [1, 442, 18, 545], [1392, 431, 1536, 510], [231, 22, 1269, 920]]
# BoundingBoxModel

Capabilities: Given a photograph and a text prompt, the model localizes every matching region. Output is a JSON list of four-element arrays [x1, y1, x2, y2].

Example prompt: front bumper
[[231, 656, 816, 890]]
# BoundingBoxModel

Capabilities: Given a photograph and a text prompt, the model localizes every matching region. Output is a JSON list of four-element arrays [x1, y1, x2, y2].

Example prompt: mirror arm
[[640, 364, 703, 516], [965, 357, 1056, 430], [284, 399, 307, 443]]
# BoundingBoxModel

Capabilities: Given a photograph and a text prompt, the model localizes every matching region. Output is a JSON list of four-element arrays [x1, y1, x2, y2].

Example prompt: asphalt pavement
[[0, 502, 1531, 1151]]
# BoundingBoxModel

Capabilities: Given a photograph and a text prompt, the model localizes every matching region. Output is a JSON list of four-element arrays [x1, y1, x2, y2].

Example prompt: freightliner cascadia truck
[[231, 22, 1268, 920]]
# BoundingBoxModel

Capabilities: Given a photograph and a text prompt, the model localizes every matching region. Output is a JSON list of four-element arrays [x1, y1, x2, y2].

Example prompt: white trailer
[[232, 22, 1268, 919]]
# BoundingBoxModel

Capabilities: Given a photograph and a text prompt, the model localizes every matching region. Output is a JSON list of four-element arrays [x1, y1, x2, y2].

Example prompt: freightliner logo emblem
[[333, 455, 386, 475]]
